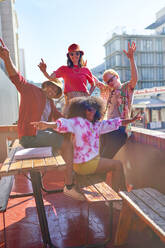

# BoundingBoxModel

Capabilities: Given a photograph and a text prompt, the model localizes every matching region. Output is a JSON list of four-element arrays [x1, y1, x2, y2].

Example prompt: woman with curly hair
[[31, 96, 141, 201]]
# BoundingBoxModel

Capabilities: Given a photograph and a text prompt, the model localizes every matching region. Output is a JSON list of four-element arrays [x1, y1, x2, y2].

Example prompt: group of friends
[[0, 39, 140, 201]]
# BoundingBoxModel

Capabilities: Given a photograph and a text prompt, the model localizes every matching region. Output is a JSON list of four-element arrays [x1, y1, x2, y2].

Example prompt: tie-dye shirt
[[55, 117, 121, 163]]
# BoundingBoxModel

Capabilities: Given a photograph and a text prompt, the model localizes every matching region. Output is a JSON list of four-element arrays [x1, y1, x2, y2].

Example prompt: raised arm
[[31, 118, 75, 133], [123, 41, 137, 89], [94, 76, 107, 90], [31, 121, 57, 130], [38, 58, 58, 82], [121, 112, 142, 126], [0, 39, 17, 77]]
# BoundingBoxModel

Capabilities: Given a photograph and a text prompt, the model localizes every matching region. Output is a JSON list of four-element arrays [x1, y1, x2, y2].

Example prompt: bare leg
[[60, 135, 85, 201], [60, 135, 73, 185], [95, 158, 127, 192]]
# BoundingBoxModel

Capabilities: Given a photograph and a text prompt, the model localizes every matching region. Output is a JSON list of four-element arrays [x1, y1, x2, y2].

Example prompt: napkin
[[14, 147, 52, 160]]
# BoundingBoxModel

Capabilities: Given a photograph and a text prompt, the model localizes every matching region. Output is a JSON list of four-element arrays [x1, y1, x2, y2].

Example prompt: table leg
[[114, 201, 133, 246], [30, 171, 57, 248]]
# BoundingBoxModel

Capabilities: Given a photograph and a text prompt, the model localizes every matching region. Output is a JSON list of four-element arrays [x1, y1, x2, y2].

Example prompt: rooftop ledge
[[130, 126, 165, 150]]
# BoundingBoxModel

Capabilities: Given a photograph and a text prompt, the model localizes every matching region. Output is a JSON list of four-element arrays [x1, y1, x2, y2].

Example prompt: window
[[116, 54, 121, 66], [155, 39, 162, 51], [156, 68, 163, 80], [141, 68, 154, 80], [114, 39, 120, 51], [140, 53, 154, 65], [124, 56, 129, 66], [162, 27, 165, 34], [140, 40, 153, 51], [156, 53, 163, 65], [152, 110, 159, 122], [110, 56, 115, 66]]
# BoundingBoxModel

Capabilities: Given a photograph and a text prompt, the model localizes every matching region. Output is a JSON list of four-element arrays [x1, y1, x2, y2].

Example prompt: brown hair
[[66, 96, 105, 123]]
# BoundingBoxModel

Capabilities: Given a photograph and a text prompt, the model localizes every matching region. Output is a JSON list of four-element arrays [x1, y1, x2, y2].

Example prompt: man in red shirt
[[0, 39, 84, 200]]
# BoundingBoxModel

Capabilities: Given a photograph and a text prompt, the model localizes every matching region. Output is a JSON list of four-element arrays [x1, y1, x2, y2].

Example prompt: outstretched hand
[[38, 58, 47, 73], [31, 121, 49, 130], [123, 41, 136, 59], [0, 38, 9, 60], [132, 112, 143, 122]]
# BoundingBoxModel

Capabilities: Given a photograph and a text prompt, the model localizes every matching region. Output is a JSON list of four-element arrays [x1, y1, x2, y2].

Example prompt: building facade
[[104, 34, 165, 90], [0, 0, 19, 69], [146, 7, 165, 35], [19, 48, 26, 78], [0, 0, 19, 125], [91, 62, 105, 82], [133, 87, 165, 130]]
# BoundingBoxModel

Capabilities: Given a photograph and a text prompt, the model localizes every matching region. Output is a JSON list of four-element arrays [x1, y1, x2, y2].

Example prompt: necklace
[[73, 66, 80, 73]]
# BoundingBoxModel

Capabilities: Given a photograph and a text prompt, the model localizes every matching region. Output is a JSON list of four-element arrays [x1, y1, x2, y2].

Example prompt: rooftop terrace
[[0, 125, 165, 248]]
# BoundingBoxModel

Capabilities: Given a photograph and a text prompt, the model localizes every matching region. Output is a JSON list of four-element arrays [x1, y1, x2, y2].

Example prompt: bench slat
[[82, 184, 106, 202], [94, 182, 121, 202], [131, 189, 165, 219], [144, 188, 165, 206]]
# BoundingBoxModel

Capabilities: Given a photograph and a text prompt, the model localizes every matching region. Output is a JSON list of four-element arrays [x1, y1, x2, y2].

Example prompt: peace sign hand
[[0, 38, 9, 61], [38, 58, 47, 73], [123, 41, 136, 59]]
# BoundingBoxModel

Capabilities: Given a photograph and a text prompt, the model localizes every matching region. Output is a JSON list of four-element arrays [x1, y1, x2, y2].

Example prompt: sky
[[14, 0, 165, 83]]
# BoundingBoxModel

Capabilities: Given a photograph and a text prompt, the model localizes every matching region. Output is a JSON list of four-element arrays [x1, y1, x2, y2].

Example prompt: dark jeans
[[100, 126, 127, 159], [20, 129, 64, 151]]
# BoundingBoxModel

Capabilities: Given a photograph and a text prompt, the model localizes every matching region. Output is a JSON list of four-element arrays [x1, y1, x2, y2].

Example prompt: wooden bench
[[75, 173, 121, 247], [0, 176, 14, 247], [115, 187, 165, 246], [0, 139, 18, 247]]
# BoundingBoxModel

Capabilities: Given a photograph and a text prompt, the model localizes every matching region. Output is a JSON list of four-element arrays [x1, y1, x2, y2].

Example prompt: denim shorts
[[19, 128, 64, 151]]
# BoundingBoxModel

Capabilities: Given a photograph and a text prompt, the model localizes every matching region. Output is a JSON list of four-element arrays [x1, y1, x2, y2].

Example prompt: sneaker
[[64, 186, 85, 201]]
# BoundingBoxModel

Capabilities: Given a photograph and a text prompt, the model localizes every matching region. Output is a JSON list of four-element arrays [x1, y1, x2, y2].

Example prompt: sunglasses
[[87, 106, 96, 112], [69, 51, 80, 57], [106, 75, 116, 85]]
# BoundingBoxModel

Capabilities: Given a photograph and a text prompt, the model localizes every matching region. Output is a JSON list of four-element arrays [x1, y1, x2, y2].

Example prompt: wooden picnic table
[[0, 144, 66, 248], [115, 188, 165, 246]]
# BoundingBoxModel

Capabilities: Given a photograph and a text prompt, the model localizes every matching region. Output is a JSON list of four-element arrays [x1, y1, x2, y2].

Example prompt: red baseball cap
[[67, 43, 84, 55]]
